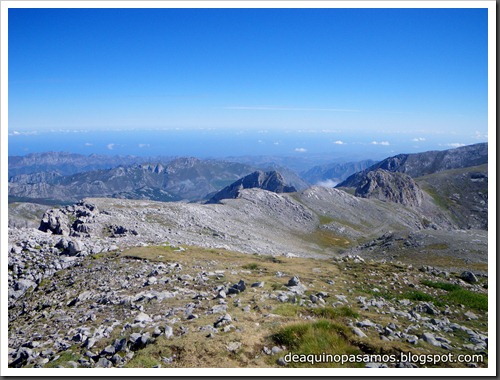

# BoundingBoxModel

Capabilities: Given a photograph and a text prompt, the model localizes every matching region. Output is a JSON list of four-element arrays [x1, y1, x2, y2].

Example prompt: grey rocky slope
[[338, 143, 487, 188], [206, 171, 297, 204], [354, 169, 424, 208], [416, 164, 488, 230], [8, 202, 51, 229]]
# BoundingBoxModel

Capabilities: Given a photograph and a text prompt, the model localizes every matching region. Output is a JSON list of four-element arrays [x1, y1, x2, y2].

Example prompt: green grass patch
[[242, 263, 261, 271], [400, 290, 439, 304], [421, 280, 487, 311], [445, 289, 487, 312], [44, 351, 80, 368], [421, 280, 461, 292], [318, 215, 335, 225], [270, 282, 287, 291], [303, 230, 351, 249], [392, 288, 447, 307], [271, 320, 361, 367], [422, 187, 450, 210], [426, 243, 449, 250], [274, 304, 303, 317]]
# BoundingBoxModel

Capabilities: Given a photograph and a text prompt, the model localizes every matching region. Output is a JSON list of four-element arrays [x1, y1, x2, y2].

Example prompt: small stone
[[277, 357, 289, 366], [214, 314, 232, 328], [271, 346, 283, 355], [139, 332, 151, 346], [164, 326, 174, 339], [128, 333, 142, 346], [460, 271, 478, 283], [113, 338, 127, 353], [134, 312, 152, 323], [236, 280, 246, 292], [216, 290, 227, 299], [96, 357, 112, 368], [357, 319, 375, 328], [153, 326, 163, 337], [464, 311, 479, 320], [352, 327, 367, 338], [227, 342, 241, 352], [287, 276, 300, 287], [83, 338, 96, 349], [110, 354, 123, 365], [422, 332, 441, 347], [101, 345, 116, 356]]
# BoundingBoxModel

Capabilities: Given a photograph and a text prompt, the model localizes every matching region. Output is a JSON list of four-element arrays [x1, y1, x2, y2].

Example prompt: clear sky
[[7, 6, 489, 157]]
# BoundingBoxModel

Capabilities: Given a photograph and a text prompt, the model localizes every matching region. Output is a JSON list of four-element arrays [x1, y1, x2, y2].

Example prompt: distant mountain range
[[8, 143, 488, 217], [8, 156, 308, 204], [337, 143, 488, 188], [8, 151, 157, 177]]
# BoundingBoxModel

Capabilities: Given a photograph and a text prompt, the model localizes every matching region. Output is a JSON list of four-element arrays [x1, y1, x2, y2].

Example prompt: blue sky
[[8, 7, 489, 157]]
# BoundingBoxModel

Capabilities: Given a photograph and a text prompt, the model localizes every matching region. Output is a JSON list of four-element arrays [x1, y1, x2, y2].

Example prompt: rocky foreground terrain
[[8, 242, 488, 369]]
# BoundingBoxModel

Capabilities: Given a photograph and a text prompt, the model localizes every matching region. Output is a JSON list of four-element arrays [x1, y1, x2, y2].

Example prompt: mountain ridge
[[337, 143, 488, 188]]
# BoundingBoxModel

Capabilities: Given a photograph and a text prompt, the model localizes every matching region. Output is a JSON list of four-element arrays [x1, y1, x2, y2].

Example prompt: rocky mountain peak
[[354, 169, 424, 208], [206, 170, 297, 204], [138, 163, 165, 174]]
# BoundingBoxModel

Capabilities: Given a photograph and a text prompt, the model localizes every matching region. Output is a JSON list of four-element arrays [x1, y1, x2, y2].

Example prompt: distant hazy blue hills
[[8, 156, 309, 204], [8, 152, 168, 177]]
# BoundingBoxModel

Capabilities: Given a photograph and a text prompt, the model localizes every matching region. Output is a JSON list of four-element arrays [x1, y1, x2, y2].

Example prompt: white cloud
[[138, 143, 150, 148], [371, 141, 390, 146], [273, 141, 280, 145], [84, 142, 93, 146], [412, 137, 426, 142], [316, 179, 338, 188], [321, 129, 341, 133], [333, 140, 345, 145], [8, 130, 39, 136], [474, 131, 487, 140], [107, 143, 115, 150], [443, 143, 465, 148], [257, 139, 264, 144], [294, 148, 307, 153]]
